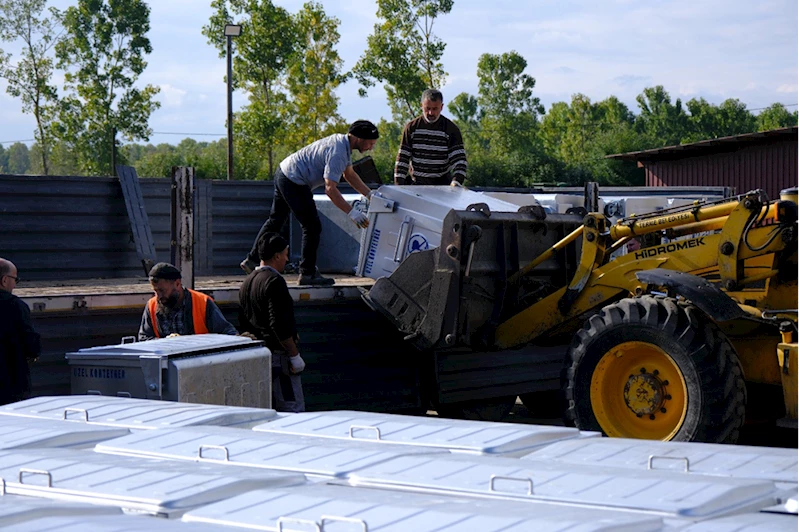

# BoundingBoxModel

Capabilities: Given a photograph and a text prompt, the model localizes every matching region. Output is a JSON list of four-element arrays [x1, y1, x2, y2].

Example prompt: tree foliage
[[354, 0, 452, 122], [0, 0, 60, 174], [54, 0, 160, 176], [284, 2, 347, 150], [203, 0, 297, 176]]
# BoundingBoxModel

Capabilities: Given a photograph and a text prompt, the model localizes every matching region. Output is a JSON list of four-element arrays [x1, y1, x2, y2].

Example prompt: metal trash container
[[66, 334, 271, 408]]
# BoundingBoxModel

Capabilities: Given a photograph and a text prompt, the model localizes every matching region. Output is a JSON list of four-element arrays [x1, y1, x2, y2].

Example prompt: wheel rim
[[590, 341, 688, 440]]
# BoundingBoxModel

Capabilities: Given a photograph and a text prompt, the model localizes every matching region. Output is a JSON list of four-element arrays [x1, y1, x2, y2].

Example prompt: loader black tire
[[564, 296, 746, 443]]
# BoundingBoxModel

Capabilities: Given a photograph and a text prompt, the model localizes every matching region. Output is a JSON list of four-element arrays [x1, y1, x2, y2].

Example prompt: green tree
[[685, 97, 756, 141], [475, 51, 544, 155], [284, 2, 346, 150], [204, 0, 297, 177], [0, 0, 60, 175], [634, 85, 687, 147], [6, 141, 30, 173], [55, 0, 160, 176], [756, 103, 797, 131], [353, 0, 452, 122], [0, 143, 7, 172]]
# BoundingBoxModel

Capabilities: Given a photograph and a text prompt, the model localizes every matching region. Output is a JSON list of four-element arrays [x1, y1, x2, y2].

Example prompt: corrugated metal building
[[608, 126, 797, 199]]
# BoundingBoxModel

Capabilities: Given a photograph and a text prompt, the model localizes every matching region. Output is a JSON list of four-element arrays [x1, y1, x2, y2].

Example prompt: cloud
[[613, 75, 651, 87], [158, 84, 188, 107], [777, 84, 798, 93], [552, 66, 577, 74]]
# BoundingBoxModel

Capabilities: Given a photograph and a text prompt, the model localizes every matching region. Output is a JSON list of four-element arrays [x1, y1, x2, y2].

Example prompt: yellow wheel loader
[[363, 188, 797, 443]]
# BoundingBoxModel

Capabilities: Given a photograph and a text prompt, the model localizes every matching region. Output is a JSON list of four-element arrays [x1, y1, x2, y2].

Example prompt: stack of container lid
[[0, 396, 794, 531]]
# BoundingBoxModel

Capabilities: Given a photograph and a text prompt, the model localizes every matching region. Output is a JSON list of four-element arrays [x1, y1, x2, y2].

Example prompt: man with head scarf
[[138, 262, 238, 341], [394, 89, 467, 186], [241, 120, 380, 286], [239, 233, 305, 412]]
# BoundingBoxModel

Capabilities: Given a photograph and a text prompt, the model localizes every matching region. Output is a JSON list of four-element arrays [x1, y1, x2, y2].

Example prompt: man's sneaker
[[240, 258, 257, 274], [298, 269, 335, 286]]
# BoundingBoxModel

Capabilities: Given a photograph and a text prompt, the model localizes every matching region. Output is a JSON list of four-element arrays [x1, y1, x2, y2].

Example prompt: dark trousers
[[248, 168, 321, 275]]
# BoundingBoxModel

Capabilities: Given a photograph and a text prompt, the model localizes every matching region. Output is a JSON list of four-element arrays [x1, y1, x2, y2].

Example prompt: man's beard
[[422, 114, 441, 124], [157, 292, 181, 313]]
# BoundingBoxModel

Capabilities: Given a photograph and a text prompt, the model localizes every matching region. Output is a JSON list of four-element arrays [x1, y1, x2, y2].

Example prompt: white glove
[[450, 180, 463, 188], [289, 353, 306, 374], [348, 209, 369, 229]]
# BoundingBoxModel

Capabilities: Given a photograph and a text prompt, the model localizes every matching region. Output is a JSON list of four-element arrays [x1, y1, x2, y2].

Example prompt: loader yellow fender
[[591, 341, 688, 440]]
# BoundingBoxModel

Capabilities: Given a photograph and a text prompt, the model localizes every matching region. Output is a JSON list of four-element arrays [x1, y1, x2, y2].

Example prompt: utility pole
[[224, 24, 242, 181]]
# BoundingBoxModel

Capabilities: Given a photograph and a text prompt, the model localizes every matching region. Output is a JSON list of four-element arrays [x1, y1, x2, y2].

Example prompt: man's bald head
[[0, 258, 18, 294]]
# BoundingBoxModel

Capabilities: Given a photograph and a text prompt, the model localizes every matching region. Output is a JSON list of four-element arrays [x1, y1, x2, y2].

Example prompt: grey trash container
[[66, 334, 271, 408]]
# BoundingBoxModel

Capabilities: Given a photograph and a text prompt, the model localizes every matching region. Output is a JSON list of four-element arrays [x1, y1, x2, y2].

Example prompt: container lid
[[0, 417, 129, 449], [521, 438, 798, 485], [4, 514, 233, 532], [0, 395, 276, 429], [66, 334, 262, 360], [183, 483, 665, 532], [96, 425, 448, 478], [251, 410, 591, 456], [345, 453, 779, 518], [0, 495, 122, 526], [679, 512, 797, 531], [0, 448, 305, 518]]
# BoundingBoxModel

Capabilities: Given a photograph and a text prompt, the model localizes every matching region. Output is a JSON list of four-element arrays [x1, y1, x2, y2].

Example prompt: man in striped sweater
[[394, 89, 468, 186]]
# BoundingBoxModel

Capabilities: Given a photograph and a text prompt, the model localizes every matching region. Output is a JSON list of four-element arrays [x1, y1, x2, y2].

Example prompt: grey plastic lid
[[95, 425, 448, 478], [0, 495, 122, 526], [183, 483, 665, 532], [66, 333, 260, 360], [252, 410, 595, 456], [0, 447, 305, 518], [344, 453, 779, 518], [0, 395, 276, 429], [3, 514, 233, 532], [680, 512, 797, 531], [521, 437, 798, 485], [0, 416, 129, 449]]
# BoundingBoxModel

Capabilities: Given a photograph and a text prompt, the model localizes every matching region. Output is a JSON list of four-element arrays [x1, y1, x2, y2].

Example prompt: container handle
[[198, 444, 230, 462], [489, 474, 534, 495], [393, 220, 411, 263], [120, 336, 137, 344], [63, 408, 89, 422], [277, 517, 321, 532], [0, 477, 5, 495], [647, 455, 690, 472], [116, 391, 132, 398], [348, 425, 382, 441], [18, 468, 52, 488], [321, 515, 369, 531], [86, 390, 102, 396]]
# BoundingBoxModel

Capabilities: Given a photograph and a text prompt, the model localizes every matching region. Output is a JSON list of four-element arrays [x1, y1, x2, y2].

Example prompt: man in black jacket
[[0, 258, 40, 405], [239, 233, 306, 412]]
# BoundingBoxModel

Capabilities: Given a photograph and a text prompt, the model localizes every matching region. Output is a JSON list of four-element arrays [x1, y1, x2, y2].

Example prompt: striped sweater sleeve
[[447, 123, 467, 184], [394, 123, 413, 185]]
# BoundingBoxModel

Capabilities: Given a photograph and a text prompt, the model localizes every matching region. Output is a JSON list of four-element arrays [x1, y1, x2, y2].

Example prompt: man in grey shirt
[[242, 120, 379, 286]]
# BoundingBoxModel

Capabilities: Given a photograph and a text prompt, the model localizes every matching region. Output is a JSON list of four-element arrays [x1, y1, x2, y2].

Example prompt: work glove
[[238, 331, 258, 341], [348, 209, 369, 229], [450, 180, 463, 188], [166, 333, 181, 338], [289, 353, 306, 374]]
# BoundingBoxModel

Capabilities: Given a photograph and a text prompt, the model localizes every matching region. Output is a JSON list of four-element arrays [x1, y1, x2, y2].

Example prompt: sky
[[0, 0, 796, 147]]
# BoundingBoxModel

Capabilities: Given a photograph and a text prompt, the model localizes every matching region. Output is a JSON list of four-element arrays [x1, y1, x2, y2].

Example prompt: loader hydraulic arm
[[494, 190, 796, 350]]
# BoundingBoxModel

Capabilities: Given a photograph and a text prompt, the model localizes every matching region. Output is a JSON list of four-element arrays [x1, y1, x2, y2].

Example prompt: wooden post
[[171, 166, 195, 289]]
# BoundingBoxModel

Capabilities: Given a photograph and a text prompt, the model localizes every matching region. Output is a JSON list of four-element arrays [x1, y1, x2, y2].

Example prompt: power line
[[0, 138, 34, 145]]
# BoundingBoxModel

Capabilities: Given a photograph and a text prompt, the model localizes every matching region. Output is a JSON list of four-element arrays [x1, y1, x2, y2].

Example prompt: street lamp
[[224, 24, 242, 181]]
